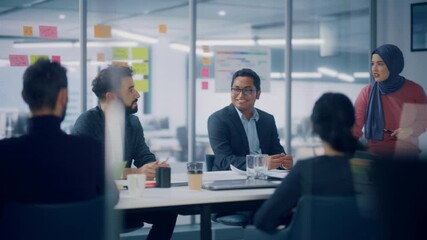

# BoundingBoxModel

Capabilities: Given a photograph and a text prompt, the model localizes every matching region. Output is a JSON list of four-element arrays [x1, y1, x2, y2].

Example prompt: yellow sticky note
[[132, 48, 149, 60], [159, 24, 167, 34], [112, 47, 129, 60], [30, 55, 49, 64], [134, 80, 149, 92], [111, 61, 129, 67], [202, 57, 211, 65], [23, 26, 33, 36], [94, 25, 112, 38], [132, 62, 149, 75]]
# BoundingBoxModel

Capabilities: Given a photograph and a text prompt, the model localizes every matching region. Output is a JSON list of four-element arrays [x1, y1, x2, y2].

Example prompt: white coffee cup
[[127, 174, 146, 197]]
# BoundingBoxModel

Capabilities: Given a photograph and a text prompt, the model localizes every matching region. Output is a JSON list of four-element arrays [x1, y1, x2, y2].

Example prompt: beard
[[124, 99, 138, 115]]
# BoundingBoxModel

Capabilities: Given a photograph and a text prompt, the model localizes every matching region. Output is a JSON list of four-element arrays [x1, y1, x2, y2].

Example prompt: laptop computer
[[202, 179, 281, 191]]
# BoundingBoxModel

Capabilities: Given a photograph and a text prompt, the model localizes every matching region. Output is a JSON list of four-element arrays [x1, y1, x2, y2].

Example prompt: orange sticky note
[[201, 81, 209, 90], [201, 68, 210, 78], [9, 55, 29, 67], [202, 45, 210, 53], [23, 26, 33, 36], [96, 53, 105, 62], [111, 61, 129, 67], [202, 57, 211, 66], [94, 25, 112, 38], [39, 25, 58, 39], [51, 55, 61, 64], [134, 80, 149, 92], [159, 24, 167, 34]]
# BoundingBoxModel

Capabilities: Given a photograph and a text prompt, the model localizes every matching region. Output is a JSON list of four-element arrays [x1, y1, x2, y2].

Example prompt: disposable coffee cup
[[127, 174, 146, 197]]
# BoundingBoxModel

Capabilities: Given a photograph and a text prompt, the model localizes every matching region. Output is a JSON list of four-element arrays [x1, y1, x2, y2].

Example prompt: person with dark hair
[[254, 92, 366, 232], [354, 44, 427, 159], [72, 65, 177, 240], [208, 68, 293, 171], [0, 59, 116, 217]]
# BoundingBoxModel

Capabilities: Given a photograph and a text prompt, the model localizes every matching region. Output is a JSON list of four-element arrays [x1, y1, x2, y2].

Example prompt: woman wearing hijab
[[354, 44, 427, 159], [254, 92, 366, 232]]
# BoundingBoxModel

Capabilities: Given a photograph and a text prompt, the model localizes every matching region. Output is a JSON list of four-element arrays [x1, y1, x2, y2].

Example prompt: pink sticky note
[[39, 25, 58, 39], [9, 55, 29, 67], [51, 55, 61, 64], [201, 68, 210, 78], [201, 81, 209, 90]]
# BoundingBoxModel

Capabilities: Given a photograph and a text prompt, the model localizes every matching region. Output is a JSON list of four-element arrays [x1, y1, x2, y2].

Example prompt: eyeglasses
[[231, 87, 256, 95]]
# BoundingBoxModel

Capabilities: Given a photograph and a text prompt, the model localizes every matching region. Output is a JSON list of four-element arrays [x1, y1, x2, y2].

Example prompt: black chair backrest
[[205, 154, 215, 172], [288, 195, 368, 240], [0, 197, 110, 240]]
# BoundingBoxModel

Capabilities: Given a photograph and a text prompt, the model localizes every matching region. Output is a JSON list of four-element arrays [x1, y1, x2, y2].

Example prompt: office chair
[[205, 154, 250, 227], [0, 196, 115, 240], [244, 195, 371, 240]]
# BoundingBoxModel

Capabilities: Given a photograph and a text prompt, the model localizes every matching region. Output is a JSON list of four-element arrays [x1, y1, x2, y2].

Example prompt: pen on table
[[383, 129, 394, 134]]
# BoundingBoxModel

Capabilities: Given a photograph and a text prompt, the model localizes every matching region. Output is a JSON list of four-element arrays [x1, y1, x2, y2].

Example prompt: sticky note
[[23, 26, 33, 36], [112, 47, 129, 60], [39, 25, 58, 39], [51, 55, 61, 64], [132, 62, 149, 75], [9, 55, 29, 67], [96, 53, 105, 62], [202, 57, 211, 65], [30, 55, 49, 64], [202, 45, 210, 53], [132, 48, 149, 60], [111, 61, 129, 67], [159, 24, 167, 34], [94, 25, 112, 38], [201, 68, 210, 78], [201, 81, 209, 90], [134, 80, 149, 92]]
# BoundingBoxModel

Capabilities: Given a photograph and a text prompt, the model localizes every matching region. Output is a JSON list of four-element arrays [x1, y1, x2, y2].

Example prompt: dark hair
[[92, 65, 133, 100], [22, 59, 67, 111], [311, 92, 364, 154], [231, 68, 261, 91]]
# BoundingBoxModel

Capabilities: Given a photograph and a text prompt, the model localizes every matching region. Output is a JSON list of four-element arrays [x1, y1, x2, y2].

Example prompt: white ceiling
[[0, 0, 371, 53]]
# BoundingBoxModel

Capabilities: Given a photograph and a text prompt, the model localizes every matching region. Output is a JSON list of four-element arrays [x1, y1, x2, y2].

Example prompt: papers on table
[[230, 164, 289, 179]]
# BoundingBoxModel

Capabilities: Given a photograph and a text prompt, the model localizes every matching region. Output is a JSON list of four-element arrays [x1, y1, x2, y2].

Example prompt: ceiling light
[[196, 39, 256, 46], [86, 41, 138, 47], [218, 10, 226, 16], [169, 43, 213, 57], [353, 72, 370, 78], [337, 73, 355, 82], [257, 38, 323, 46], [317, 67, 338, 77], [59, 14, 66, 20], [112, 29, 158, 44]]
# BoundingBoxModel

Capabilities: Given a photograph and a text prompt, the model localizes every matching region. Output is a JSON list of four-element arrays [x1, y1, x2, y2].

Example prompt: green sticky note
[[112, 47, 129, 60], [132, 47, 149, 60], [132, 62, 149, 75], [30, 55, 49, 64], [134, 80, 149, 92]]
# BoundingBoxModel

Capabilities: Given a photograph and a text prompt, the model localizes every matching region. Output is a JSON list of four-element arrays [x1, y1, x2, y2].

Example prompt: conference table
[[115, 171, 278, 240]]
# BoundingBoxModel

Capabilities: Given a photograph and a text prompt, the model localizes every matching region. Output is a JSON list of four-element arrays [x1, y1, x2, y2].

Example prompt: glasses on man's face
[[231, 87, 255, 95]]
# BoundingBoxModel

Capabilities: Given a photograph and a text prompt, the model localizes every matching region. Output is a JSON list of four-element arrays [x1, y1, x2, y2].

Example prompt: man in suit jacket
[[208, 68, 293, 171], [0, 59, 117, 217]]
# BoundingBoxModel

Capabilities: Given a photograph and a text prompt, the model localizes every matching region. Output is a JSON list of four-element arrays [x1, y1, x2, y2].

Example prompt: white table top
[[115, 171, 276, 210]]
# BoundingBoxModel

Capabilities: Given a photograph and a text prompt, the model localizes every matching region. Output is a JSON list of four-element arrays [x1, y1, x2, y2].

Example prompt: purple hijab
[[365, 44, 406, 140]]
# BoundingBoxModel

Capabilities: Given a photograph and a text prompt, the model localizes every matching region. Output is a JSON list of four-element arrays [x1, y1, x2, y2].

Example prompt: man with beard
[[0, 59, 116, 219], [72, 65, 177, 240]]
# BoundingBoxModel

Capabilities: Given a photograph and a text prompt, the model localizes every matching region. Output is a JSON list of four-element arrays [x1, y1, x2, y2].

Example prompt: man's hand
[[139, 161, 159, 180], [391, 127, 413, 140], [267, 154, 293, 170]]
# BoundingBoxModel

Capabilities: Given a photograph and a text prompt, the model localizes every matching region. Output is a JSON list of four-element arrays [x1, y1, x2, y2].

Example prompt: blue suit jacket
[[208, 104, 285, 171]]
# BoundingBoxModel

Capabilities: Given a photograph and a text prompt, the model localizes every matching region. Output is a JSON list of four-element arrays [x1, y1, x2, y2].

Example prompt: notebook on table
[[202, 179, 281, 191]]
